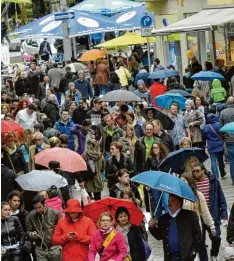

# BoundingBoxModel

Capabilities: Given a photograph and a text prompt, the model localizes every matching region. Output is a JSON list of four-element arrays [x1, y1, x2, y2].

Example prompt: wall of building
[[207, 0, 234, 5]]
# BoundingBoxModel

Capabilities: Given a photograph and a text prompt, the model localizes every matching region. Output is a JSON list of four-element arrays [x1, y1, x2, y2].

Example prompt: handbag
[[143, 240, 152, 259], [99, 230, 132, 261], [7, 154, 24, 176], [209, 124, 223, 141]]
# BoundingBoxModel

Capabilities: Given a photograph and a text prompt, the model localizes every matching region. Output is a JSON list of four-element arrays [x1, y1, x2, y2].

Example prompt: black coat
[[2, 148, 28, 174], [128, 225, 147, 261], [72, 107, 88, 125], [154, 130, 174, 152], [1, 216, 24, 246], [105, 153, 134, 188], [43, 101, 59, 125], [1, 165, 19, 201], [59, 72, 77, 93], [149, 209, 202, 261], [15, 78, 30, 96], [227, 203, 234, 244]]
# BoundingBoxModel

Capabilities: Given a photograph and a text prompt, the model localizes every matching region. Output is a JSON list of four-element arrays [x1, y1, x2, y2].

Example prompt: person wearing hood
[[202, 113, 226, 178], [80, 139, 104, 201], [211, 79, 227, 104], [42, 94, 60, 125], [52, 198, 96, 261], [74, 70, 93, 100], [59, 66, 77, 94], [70, 119, 94, 154], [134, 80, 152, 107]]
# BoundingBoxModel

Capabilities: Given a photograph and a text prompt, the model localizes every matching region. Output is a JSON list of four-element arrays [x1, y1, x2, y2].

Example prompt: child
[[211, 79, 227, 103]]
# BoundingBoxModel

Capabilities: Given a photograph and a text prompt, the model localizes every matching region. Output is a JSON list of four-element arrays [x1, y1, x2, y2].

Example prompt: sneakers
[[211, 256, 217, 261]]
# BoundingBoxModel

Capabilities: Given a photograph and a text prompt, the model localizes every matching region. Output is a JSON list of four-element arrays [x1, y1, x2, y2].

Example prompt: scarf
[[5, 144, 17, 155], [101, 226, 114, 236], [116, 223, 131, 253]]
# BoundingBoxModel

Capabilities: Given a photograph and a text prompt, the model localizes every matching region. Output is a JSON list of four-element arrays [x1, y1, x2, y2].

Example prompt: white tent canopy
[[152, 7, 234, 35]]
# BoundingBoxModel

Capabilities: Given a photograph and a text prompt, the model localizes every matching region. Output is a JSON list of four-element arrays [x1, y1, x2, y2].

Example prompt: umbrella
[[82, 197, 144, 226], [148, 69, 179, 80], [158, 148, 209, 174], [131, 171, 197, 202], [156, 93, 186, 110], [35, 148, 87, 173], [79, 49, 106, 62], [71, 0, 143, 14], [142, 107, 175, 130], [220, 122, 234, 134], [166, 89, 192, 97], [1, 121, 24, 141], [15, 170, 68, 191], [191, 71, 224, 81], [99, 90, 141, 102], [96, 32, 155, 48]]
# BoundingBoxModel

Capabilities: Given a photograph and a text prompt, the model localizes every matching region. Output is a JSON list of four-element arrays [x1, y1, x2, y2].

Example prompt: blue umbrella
[[156, 93, 186, 110], [220, 122, 234, 134], [191, 71, 224, 81], [71, 0, 143, 14], [131, 171, 197, 202], [158, 148, 209, 174], [148, 69, 179, 79]]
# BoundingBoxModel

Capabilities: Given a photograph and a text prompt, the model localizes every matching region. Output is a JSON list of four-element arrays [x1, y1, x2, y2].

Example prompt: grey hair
[[33, 132, 43, 140], [68, 82, 75, 88], [78, 70, 84, 75], [48, 94, 57, 103], [185, 99, 195, 108]]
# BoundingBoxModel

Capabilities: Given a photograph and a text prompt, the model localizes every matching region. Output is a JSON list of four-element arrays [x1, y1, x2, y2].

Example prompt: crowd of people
[[1, 50, 234, 261]]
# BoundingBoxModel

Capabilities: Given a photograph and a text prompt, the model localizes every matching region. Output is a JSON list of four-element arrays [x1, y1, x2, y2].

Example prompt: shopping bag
[[80, 188, 91, 206]]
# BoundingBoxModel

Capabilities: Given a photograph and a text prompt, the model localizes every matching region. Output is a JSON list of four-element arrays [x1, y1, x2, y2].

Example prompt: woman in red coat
[[52, 199, 96, 261]]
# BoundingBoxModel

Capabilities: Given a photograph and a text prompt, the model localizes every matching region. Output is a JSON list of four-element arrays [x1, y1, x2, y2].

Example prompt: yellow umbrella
[[2, 0, 32, 4], [96, 32, 156, 48]]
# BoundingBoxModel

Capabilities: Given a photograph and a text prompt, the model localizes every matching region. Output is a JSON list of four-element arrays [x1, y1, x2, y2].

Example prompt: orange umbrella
[[79, 49, 106, 61]]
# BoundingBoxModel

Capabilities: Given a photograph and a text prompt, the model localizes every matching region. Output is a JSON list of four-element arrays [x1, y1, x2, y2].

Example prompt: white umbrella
[[16, 170, 68, 191]]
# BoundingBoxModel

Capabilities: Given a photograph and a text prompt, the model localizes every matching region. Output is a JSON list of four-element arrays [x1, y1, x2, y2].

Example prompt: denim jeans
[[98, 84, 108, 95], [226, 143, 234, 183], [209, 150, 226, 178]]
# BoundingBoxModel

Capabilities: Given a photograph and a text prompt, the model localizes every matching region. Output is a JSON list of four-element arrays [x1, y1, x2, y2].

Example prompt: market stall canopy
[[71, 0, 144, 14], [152, 7, 234, 35], [96, 32, 155, 48], [2, 0, 31, 4]]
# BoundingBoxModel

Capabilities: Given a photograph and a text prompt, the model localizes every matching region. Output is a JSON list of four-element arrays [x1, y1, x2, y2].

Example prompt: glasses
[[153, 146, 159, 149], [193, 169, 202, 174], [100, 219, 111, 223]]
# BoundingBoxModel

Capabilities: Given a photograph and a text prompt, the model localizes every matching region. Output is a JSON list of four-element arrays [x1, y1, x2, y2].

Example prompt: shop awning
[[152, 7, 234, 35]]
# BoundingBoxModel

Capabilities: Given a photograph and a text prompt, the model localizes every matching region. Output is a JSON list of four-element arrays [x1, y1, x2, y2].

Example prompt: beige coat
[[28, 144, 50, 171], [183, 190, 215, 230]]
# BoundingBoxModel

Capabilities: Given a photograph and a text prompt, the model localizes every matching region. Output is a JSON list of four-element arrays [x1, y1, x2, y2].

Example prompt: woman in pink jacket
[[88, 212, 127, 261]]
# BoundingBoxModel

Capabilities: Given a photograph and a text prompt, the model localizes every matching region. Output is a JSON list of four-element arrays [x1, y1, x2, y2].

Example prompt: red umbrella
[[35, 147, 87, 173], [1, 121, 24, 142], [83, 197, 144, 226]]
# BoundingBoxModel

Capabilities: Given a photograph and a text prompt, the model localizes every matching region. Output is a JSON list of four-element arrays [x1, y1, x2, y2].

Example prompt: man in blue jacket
[[74, 70, 93, 100], [202, 113, 226, 178], [192, 162, 228, 261], [54, 109, 75, 150]]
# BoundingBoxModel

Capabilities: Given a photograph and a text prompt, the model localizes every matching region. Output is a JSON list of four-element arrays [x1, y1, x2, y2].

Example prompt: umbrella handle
[[148, 191, 152, 217], [153, 192, 163, 218]]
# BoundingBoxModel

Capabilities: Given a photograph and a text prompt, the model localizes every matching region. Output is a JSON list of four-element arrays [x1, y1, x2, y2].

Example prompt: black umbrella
[[166, 89, 192, 97], [142, 107, 175, 130], [99, 90, 141, 102]]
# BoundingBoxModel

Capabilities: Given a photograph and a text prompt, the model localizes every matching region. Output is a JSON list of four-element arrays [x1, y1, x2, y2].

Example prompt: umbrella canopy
[[148, 69, 179, 80], [156, 93, 186, 110], [166, 89, 192, 97], [15, 170, 68, 191], [131, 171, 197, 202], [83, 197, 144, 226], [142, 107, 175, 130], [79, 49, 106, 61], [71, 0, 143, 14], [96, 32, 155, 48], [220, 122, 234, 134], [11, 10, 118, 39], [158, 148, 209, 174], [35, 148, 87, 173], [99, 90, 141, 102], [191, 71, 224, 81], [1, 121, 24, 142]]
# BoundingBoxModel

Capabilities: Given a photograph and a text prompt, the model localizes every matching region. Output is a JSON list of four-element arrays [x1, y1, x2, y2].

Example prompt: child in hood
[[211, 79, 227, 103]]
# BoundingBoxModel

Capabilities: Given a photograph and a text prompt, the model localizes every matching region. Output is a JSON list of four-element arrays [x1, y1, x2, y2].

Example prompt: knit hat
[[137, 79, 145, 86]]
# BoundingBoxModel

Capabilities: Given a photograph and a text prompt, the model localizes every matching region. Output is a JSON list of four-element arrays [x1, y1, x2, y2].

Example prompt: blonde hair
[[179, 137, 192, 148], [4, 131, 19, 145], [97, 212, 113, 227], [22, 129, 34, 146], [184, 156, 200, 173], [49, 137, 61, 148], [124, 125, 137, 146], [1, 104, 10, 113]]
